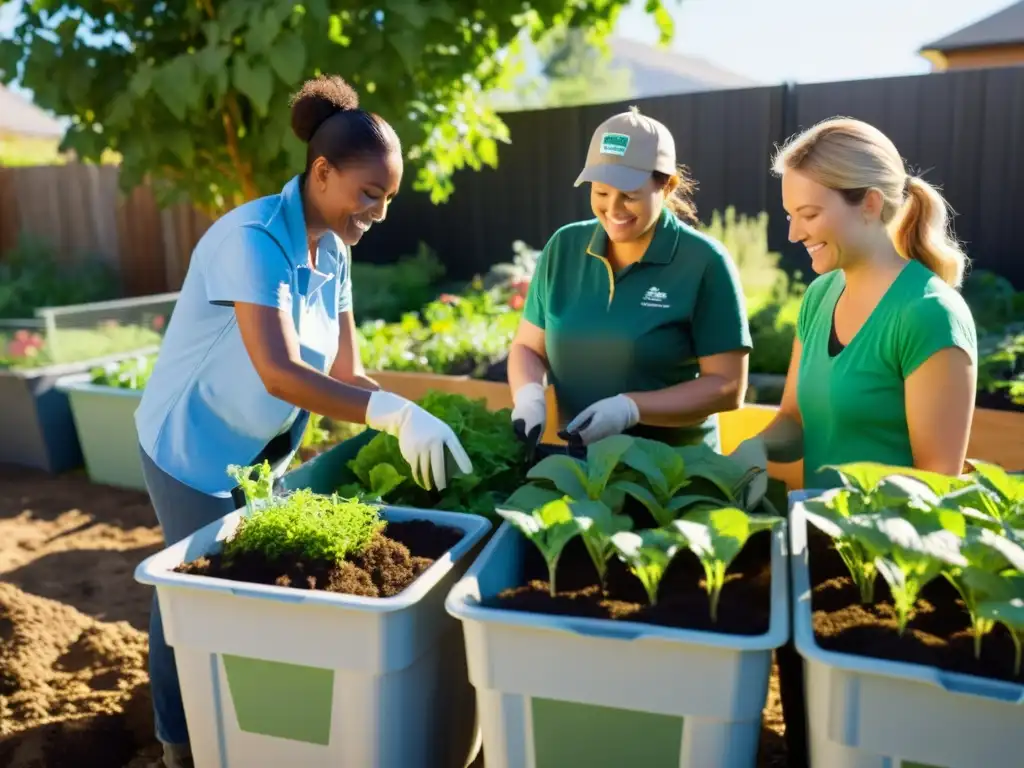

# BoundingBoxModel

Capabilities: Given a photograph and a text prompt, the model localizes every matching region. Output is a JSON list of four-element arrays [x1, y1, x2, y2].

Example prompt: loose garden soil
[[176, 519, 465, 597], [487, 527, 773, 635], [808, 528, 1024, 683], [0, 463, 789, 767]]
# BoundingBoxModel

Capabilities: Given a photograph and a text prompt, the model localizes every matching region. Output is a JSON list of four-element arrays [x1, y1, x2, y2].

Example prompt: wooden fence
[[3, 64, 1024, 291], [0, 163, 210, 296]]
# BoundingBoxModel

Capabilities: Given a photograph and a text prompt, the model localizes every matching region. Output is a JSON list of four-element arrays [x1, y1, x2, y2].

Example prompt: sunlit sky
[[0, 0, 1018, 105]]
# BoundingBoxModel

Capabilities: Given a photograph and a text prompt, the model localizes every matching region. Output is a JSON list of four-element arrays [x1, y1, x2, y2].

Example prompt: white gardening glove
[[562, 394, 639, 446], [365, 391, 473, 491], [729, 436, 769, 510], [511, 382, 547, 450]]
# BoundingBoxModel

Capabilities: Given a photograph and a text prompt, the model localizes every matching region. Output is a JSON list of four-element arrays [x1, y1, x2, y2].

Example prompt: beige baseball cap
[[574, 107, 676, 192]]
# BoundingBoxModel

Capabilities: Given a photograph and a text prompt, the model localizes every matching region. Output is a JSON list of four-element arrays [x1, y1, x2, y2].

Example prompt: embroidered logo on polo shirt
[[641, 285, 669, 309], [600, 132, 630, 156]]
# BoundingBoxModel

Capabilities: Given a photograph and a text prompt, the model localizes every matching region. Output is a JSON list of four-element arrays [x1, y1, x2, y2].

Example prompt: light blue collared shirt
[[136, 174, 351, 496]]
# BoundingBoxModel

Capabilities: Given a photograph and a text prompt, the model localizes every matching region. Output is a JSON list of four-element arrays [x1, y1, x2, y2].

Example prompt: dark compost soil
[[484, 522, 774, 635], [808, 528, 1024, 684], [175, 520, 465, 598]]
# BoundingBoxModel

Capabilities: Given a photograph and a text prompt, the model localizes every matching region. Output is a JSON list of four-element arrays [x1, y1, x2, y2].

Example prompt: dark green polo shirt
[[523, 207, 752, 450]]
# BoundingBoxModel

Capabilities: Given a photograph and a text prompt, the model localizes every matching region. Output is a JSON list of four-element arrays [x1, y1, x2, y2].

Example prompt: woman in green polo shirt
[[736, 117, 977, 768], [507, 107, 753, 452]]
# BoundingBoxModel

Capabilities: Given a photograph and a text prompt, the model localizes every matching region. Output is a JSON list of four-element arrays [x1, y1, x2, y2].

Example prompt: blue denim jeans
[[139, 438, 299, 746], [140, 446, 237, 746]]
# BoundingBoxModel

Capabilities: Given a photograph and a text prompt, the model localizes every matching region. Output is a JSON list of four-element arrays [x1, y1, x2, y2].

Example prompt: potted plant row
[[134, 459, 492, 768], [789, 461, 1024, 768], [443, 433, 790, 768], [0, 294, 171, 473]]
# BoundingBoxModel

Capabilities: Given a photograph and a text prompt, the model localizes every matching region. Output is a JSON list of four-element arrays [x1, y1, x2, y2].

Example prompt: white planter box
[[135, 505, 492, 768], [789, 492, 1024, 768], [58, 380, 145, 490], [444, 520, 789, 768]]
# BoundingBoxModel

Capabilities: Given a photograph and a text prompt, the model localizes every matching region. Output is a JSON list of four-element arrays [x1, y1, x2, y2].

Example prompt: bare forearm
[[626, 375, 743, 428], [337, 372, 380, 391], [265, 362, 373, 424], [760, 411, 804, 463], [508, 343, 547, 392]]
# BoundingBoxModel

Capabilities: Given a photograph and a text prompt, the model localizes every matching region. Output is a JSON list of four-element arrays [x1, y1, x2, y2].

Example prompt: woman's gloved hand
[[728, 436, 769, 509], [511, 382, 547, 451], [365, 391, 473, 491], [561, 394, 639, 445]]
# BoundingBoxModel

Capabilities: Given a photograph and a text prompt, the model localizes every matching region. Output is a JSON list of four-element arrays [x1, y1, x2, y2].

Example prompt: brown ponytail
[[890, 176, 968, 289], [653, 164, 698, 224]]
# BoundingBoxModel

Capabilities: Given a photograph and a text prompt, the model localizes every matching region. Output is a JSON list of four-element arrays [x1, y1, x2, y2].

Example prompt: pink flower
[[439, 293, 460, 305], [152, 315, 166, 331], [508, 294, 525, 311]]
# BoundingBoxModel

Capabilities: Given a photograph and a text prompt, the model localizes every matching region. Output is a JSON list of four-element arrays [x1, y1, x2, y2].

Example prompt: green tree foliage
[[0, 1, 676, 216]]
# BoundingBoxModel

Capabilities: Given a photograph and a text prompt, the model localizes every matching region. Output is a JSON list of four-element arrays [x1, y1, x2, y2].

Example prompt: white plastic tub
[[135, 505, 492, 768], [790, 491, 1024, 768], [444, 519, 789, 768]]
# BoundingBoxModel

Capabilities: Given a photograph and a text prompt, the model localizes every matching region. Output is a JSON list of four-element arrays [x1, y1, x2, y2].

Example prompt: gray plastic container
[[790, 490, 1024, 768], [445, 519, 789, 768]]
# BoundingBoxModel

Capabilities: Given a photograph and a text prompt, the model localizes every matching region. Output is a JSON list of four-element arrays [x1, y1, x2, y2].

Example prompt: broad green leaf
[[527, 455, 588, 499], [676, 444, 748, 498], [233, 57, 274, 117], [968, 459, 1023, 502], [960, 566, 1021, 603], [501, 483, 564, 513], [675, 507, 780, 569], [129, 64, 154, 97], [977, 598, 1024, 631], [269, 32, 306, 85], [585, 434, 634, 494], [611, 480, 661, 516], [196, 45, 231, 77], [368, 463, 405, 497], [154, 57, 198, 120], [245, 10, 280, 54], [824, 462, 972, 496], [622, 437, 686, 499], [962, 527, 1024, 572], [667, 494, 728, 513]]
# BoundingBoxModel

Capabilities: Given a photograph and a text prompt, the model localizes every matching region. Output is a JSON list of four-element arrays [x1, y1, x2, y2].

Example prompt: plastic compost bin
[[57, 380, 146, 490], [444, 517, 790, 768], [789, 490, 1024, 768], [135, 432, 492, 768]]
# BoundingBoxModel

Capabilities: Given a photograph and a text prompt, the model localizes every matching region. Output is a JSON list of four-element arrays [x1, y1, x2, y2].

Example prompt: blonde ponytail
[[890, 176, 968, 289]]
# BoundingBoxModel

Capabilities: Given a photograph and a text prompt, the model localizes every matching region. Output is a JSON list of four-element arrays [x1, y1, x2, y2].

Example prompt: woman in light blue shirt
[[135, 74, 472, 768]]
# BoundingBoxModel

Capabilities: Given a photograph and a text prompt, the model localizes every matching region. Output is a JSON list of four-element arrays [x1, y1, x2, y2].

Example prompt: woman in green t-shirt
[[736, 116, 977, 491], [735, 116, 978, 768], [507, 107, 753, 453]]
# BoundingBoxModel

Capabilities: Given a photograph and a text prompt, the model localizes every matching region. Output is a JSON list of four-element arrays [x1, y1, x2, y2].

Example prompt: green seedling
[[611, 438, 693, 526], [227, 461, 274, 517], [526, 434, 634, 507], [610, 528, 685, 606], [498, 498, 595, 597], [672, 507, 781, 621]]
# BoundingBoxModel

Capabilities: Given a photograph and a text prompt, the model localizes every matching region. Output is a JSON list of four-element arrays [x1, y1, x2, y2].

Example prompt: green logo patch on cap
[[600, 132, 630, 157]]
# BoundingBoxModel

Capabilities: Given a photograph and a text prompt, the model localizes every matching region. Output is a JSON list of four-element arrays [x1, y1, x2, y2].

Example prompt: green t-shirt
[[796, 259, 978, 489], [523, 207, 752, 449]]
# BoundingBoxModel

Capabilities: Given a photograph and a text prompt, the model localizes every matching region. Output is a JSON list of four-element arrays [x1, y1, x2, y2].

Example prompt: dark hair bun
[[290, 75, 360, 143]]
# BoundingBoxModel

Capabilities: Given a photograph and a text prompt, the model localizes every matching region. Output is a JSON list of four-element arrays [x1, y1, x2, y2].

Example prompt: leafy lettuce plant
[[340, 390, 528, 518], [497, 498, 595, 597], [671, 507, 782, 621], [525, 434, 634, 507], [670, 444, 775, 515], [610, 528, 685, 606]]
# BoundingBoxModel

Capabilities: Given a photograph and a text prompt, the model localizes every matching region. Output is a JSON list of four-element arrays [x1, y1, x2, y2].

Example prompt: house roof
[[0, 84, 64, 139], [607, 36, 760, 95], [919, 1, 1024, 53]]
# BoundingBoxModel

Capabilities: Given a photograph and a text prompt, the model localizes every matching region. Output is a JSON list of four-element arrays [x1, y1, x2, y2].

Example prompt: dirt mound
[[0, 583, 153, 767]]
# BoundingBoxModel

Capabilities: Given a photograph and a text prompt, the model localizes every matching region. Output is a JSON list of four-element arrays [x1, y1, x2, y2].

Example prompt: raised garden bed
[[57, 355, 155, 490], [790, 462, 1024, 767], [135, 459, 492, 768], [0, 348, 158, 473], [446, 434, 790, 768]]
